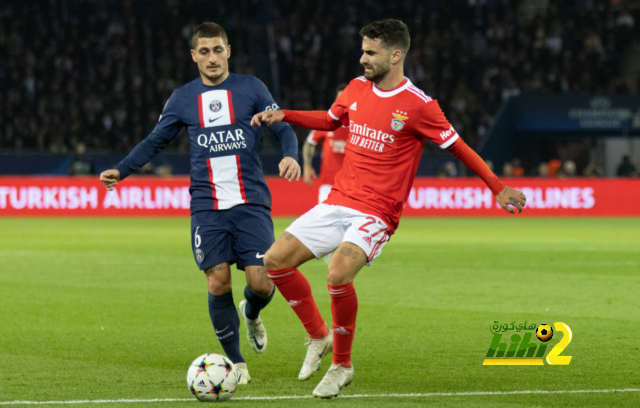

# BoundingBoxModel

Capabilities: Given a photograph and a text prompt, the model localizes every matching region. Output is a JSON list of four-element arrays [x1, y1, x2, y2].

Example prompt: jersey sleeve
[[307, 130, 326, 146], [447, 138, 505, 195], [252, 77, 298, 159], [413, 100, 459, 149], [116, 90, 183, 179], [328, 82, 351, 123], [252, 76, 280, 113]]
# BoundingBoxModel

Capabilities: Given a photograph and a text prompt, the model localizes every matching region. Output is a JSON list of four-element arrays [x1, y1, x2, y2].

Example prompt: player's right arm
[[415, 100, 526, 214], [99, 91, 183, 191], [302, 131, 322, 185], [251, 83, 351, 131]]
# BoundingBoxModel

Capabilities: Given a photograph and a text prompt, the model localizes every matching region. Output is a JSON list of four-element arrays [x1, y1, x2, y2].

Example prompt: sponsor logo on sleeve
[[440, 125, 456, 140]]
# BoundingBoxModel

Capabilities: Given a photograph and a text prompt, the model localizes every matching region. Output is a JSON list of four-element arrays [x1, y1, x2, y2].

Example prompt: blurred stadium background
[[1, 0, 640, 178]]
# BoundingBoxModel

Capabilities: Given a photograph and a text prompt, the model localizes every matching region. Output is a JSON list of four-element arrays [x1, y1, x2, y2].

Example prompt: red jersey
[[307, 126, 349, 185], [324, 77, 459, 232]]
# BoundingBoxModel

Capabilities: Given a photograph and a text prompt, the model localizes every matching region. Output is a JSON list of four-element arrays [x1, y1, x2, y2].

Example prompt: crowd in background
[[1, 0, 639, 176], [433, 155, 638, 178]]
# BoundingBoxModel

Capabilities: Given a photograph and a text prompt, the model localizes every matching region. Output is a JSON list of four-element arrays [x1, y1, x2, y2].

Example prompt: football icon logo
[[536, 324, 553, 342]]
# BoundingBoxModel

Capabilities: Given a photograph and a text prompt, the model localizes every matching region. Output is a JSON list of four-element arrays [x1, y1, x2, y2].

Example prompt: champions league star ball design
[[187, 353, 237, 402], [536, 324, 554, 342]]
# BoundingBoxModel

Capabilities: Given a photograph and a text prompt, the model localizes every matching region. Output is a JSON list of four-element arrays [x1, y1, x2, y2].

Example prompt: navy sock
[[243, 285, 275, 320], [208, 292, 244, 364]]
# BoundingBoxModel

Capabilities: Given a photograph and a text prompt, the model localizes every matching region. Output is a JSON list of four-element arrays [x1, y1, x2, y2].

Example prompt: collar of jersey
[[201, 72, 234, 87], [371, 77, 412, 98]]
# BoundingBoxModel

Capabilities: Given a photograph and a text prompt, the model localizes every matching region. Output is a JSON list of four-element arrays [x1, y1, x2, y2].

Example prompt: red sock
[[268, 268, 328, 339], [328, 282, 357, 368]]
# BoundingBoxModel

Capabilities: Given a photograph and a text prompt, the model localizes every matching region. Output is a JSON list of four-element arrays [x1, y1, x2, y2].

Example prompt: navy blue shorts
[[191, 204, 275, 271]]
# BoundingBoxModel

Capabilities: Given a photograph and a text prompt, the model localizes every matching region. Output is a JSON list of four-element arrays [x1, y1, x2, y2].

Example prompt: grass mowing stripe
[[2, 389, 640, 404]]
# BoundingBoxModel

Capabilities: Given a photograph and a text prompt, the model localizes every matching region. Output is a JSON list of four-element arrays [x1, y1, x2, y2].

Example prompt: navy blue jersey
[[116, 73, 298, 214]]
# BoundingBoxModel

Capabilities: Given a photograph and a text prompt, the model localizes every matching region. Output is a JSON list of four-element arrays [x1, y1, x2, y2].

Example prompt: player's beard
[[201, 63, 228, 84], [362, 62, 390, 83]]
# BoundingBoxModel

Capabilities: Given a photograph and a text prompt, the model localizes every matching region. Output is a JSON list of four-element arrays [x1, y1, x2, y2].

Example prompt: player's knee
[[326, 265, 350, 286], [249, 279, 274, 298], [263, 249, 284, 271], [207, 280, 231, 296], [205, 269, 231, 295]]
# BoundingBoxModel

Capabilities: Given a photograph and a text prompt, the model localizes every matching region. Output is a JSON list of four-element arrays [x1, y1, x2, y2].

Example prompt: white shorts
[[286, 204, 391, 265], [318, 184, 332, 204]]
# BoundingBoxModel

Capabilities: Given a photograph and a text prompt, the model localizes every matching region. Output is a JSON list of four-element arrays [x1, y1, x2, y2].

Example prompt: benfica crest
[[391, 112, 408, 131]]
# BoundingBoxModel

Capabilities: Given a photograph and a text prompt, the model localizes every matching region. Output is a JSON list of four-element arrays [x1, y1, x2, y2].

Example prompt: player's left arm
[[417, 101, 526, 214], [252, 77, 300, 182], [447, 139, 526, 213]]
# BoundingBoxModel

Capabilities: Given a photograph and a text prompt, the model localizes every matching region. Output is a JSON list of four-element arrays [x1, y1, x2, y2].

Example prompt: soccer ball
[[187, 353, 237, 402], [536, 324, 554, 342]]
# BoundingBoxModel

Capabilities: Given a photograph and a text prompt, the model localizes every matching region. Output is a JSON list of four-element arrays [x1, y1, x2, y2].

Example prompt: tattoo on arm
[[282, 232, 294, 241]]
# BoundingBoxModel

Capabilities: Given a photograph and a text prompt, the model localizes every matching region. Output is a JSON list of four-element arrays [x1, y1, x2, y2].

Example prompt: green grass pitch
[[1, 217, 639, 407]]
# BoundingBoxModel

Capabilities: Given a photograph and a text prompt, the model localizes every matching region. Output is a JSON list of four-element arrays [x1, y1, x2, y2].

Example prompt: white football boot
[[238, 300, 267, 354], [235, 362, 251, 385], [312, 363, 354, 398], [298, 331, 333, 380]]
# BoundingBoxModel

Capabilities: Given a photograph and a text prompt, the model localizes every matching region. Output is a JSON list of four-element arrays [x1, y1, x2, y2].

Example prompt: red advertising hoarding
[[0, 177, 639, 217]]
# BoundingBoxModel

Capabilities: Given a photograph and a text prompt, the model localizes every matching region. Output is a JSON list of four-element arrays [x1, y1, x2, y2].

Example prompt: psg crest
[[196, 249, 205, 263], [391, 112, 408, 131], [210, 100, 223, 112]]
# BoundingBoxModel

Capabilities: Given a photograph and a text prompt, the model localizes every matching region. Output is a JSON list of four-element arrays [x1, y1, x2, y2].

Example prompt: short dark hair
[[336, 83, 348, 93], [359, 19, 410, 55], [192, 22, 228, 48]]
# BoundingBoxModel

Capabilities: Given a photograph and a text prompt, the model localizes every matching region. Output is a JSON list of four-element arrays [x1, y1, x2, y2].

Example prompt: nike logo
[[256, 253, 265, 259], [209, 116, 223, 123], [215, 326, 229, 333], [253, 336, 264, 350]]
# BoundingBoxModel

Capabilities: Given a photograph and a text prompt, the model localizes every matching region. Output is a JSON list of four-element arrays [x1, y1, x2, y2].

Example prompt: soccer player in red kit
[[251, 19, 526, 398], [303, 84, 349, 204]]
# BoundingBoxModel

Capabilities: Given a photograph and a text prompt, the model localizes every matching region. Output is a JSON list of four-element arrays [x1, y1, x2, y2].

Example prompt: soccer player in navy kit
[[99, 22, 301, 384]]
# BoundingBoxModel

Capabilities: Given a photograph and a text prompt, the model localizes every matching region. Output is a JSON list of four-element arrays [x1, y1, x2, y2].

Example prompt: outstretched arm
[[100, 129, 179, 191], [252, 81, 350, 131], [251, 110, 342, 131], [447, 138, 526, 213], [100, 91, 183, 191]]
